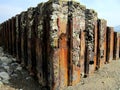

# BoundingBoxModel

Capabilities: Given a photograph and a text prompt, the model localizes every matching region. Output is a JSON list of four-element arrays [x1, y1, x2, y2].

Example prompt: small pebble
[[26, 77, 31, 80], [2, 79, 9, 84], [0, 81, 3, 86], [2, 63, 8, 66], [3, 66, 9, 71], [11, 73, 18, 77], [11, 63, 19, 67], [16, 66, 22, 71], [12, 58, 16, 61], [0, 72, 10, 80]]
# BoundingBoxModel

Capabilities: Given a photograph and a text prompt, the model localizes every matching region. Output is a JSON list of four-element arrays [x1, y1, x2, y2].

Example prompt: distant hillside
[[114, 25, 120, 32]]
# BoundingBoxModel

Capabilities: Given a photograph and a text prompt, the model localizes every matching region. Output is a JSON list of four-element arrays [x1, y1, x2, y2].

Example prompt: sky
[[0, 0, 120, 27]]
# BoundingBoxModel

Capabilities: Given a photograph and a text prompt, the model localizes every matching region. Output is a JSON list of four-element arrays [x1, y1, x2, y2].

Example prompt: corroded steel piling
[[11, 17, 16, 57], [0, 24, 3, 46], [69, 1, 86, 85], [16, 15, 21, 63], [85, 9, 98, 75], [119, 36, 120, 58], [106, 27, 114, 62], [97, 19, 107, 68], [35, 3, 46, 87], [113, 32, 119, 60], [0, 0, 120, 90], [26, 7, 37, 75]]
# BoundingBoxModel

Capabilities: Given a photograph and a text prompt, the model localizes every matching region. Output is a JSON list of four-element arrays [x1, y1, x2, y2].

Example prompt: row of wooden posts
[[0, 1, 120, 90]]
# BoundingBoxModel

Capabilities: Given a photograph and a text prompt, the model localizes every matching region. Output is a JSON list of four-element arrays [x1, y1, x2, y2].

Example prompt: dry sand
[[64, 60, 120, 90]]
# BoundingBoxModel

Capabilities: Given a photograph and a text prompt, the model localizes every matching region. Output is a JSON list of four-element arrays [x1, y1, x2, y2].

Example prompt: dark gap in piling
[[67, 1, 73, 85], [10, 19, 13, 55], [96, 20, 100, 70], [106, 27, 109, 63], [113, 32, 117, 59], [18, 16, 22, 63], [31, 13, 37, 75], [42, 16, 49, 86]]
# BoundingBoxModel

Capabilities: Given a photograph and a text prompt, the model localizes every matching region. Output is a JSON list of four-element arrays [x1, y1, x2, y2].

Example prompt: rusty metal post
[[2, 1, 120, 90], [5, 22, 8, 52], [47, 2, 69, 89], [35, 4, 46, 87], [3, 23, 5, 47], [0, 24, 1, 45], [119, 36, 120, 58], [58, 16, 69, 88], [80, 31, 85, 76], [0, 23, 3, 46], [11, 18, 14, 55], [16, 15, 21, 63], [85, 9, 98, 76], [47, 1, 86, 89], [106, 27, 114, 62], [20, 12, 28, 67], [7, 21, 10, 53], [113, 32, 117, 59], [10, 18, 13, 55], [11, 17, 16, 57], [26, 7, 37, 75], [70, 4, 86, 85], [47, 1, 69, 89], [9, 19, 13, 55], [4, 22, 7, 51], [3, 23, 6, 47], [27, 8, 33, 73], [117, 33, 119, 59], [31, 11, 37, 76], [7, 20, 10, 53], [70, 16, 81, 85], [1, 23, 3, 46], [94, 19, 98, 70], [113, 32, 119, 60], [97, 19, 107, 68], [3, 23, 6, 48]]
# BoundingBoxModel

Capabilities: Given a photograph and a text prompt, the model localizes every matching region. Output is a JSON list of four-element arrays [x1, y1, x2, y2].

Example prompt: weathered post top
[[48, 0, 79, 4]]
